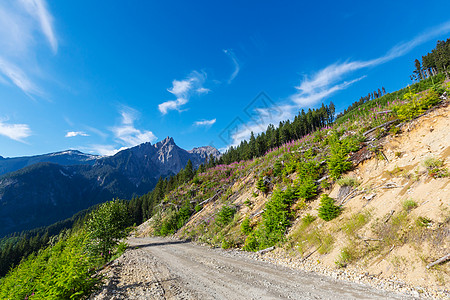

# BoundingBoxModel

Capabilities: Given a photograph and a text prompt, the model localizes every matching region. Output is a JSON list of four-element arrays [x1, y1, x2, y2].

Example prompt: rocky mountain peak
[[154, 136, 175, 149], [188, 146, 221, 160]]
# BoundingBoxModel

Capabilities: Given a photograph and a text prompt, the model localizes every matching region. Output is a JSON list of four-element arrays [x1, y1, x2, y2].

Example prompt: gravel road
[[90, 237, 413, 300]]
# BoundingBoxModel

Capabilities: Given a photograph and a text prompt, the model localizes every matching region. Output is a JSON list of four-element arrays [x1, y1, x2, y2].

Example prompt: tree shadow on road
[[130, 239, 191, 249]]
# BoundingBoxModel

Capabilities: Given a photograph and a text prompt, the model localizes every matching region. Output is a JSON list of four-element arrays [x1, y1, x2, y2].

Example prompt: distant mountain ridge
[[0, 138, 220, 237], [0, 150, 99, 176]]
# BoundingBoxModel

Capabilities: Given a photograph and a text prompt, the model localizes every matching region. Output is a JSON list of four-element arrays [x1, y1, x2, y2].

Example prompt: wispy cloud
[[0, 119, 31, 142], [158, 71, 209, 115], [224, 21, 450, 149], [112, 106, 157, 147], [65, 131, 89, 138], [293, 20, 450, 108], [0, 57, 41, 96], [81, 107, 157, 156], [292, 76, 366, 107], [223, 49, 240, 83], [85, 125, 108, 140], [19, 0, 58, 53], [0, 0, 57, 96], [194, 118, 216, 127], [228, 105, 294, 147]]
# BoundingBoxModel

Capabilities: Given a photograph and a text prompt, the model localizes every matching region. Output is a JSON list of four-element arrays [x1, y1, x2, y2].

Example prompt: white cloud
[[158, 71, 209, 115], [112, 106, 157, 147], [87, 144, 128, 157], [196, 87, 210, 94], [158, 98, 188, 115], [65, 131, 89, 138], [0, 120, 31, 142], [223, 49, 240, 83], [194, 118, 216, 127], [0, 0, 57, 96]]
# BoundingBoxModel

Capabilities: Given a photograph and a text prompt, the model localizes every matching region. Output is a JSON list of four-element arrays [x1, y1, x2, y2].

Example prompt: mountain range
[[0, 137, 220, 237]]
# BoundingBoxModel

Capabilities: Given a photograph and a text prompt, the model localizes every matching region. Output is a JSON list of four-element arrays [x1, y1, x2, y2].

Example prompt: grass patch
[[415, 216, 432, 227], [373, 211, 409, 247], [290, 217, 335, 256], [302, 214, 316, 226], [335, 247, 354, 268], [337, 176, 360, 187], [402, 199, 418, 212], [341, 211, 371, 236], [423, 157, 448, 178]]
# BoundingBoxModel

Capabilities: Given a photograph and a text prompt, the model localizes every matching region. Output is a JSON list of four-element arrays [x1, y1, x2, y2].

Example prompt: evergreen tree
[[184, 159, 194, 182]]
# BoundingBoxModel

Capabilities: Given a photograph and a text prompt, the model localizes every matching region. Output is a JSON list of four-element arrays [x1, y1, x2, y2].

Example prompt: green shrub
[[302, 214, 316, 226], [394, 90, 440, 121], [296, 160, 321, 179], [318, 194, 341, 221], [241, 217, 252, 235], [194, 204, 203, 213], [294, 177, 318, 200], [243, 232, 258, 251], [221, 239, 232, 249], [216, 205, 237, 227], [157, 201, 193, 236], [320, 180, 331, 190], [423, 157, 444, 169], [423, 157, 448, 178], [336, 176, 360, 187], [192, 176, 202, 184], [416, 216, 432, 227], [327, 135, 358, 180], [402, 199, 418, 212], [335, 247, 353, 268], [244, 187, 298, 251], [85, 199, 130, 262], [273, 160, 283, 177], [256, 176, 268, 193]]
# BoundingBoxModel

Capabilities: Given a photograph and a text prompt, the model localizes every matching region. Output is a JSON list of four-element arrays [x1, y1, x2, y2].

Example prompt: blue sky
[[1, 0, 450, 157]]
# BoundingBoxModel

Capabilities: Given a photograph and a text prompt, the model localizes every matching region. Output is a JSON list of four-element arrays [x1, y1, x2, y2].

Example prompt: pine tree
[[184, 159, 194, 182], [318, 194, 341, 221]]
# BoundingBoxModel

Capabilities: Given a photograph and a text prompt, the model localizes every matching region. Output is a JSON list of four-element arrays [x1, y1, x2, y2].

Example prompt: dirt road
[[90, 237, 412, 299]]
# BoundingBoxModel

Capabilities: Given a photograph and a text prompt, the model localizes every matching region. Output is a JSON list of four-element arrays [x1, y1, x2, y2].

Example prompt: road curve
[[90, 237, 411, 300]]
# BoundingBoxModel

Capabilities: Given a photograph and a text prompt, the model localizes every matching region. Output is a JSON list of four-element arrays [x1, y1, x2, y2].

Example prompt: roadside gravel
[[90, 237, 419, 300]]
